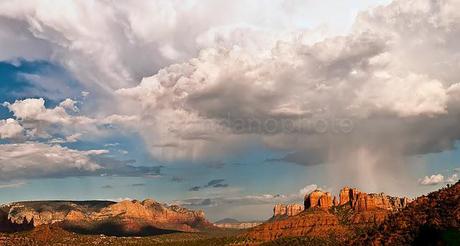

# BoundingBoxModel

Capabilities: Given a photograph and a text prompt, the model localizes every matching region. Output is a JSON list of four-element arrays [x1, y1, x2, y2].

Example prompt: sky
[[0, 0, 460, 222]]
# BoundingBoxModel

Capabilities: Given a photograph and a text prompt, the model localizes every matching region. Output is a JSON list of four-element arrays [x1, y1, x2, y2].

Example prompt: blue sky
[[0, 0, 459, 221]]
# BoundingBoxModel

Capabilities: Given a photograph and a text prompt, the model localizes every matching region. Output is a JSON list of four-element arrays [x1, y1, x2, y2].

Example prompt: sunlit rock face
[[252, 186, 413, 242], [0, 199, 212, 235], [273, 203, 303, 217], [337, 187, 411, 212], [304, 190, 333, 209]]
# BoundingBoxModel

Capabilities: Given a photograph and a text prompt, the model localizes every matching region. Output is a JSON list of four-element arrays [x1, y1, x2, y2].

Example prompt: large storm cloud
[[1, 0, 459, 191]]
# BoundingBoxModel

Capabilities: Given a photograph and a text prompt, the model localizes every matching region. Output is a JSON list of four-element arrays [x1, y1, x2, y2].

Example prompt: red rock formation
[[333, 196, 339, 207], [245, 210, 348, 241], [251, 186, 412, 242], [273, 204, 287, 217], [337, 187, 410, 212], [351, 181, 460, 245], [286, 204, 303, 216], [305, 190, 332, 209], [339, 187, 360, 206], [319, 192, 333, 208], [0, 199, 213, 235], [351, 192, 411, 212], [273, 204, 303, 217]]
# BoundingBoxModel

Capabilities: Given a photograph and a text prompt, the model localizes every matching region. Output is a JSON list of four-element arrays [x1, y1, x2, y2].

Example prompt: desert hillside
[[0, 199, 213, 236]]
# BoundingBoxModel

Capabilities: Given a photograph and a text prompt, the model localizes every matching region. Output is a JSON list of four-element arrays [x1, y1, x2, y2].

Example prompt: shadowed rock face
[[0, 199, 213, 236], [351, 181, 460, 246], [304, 190, 333, 209]]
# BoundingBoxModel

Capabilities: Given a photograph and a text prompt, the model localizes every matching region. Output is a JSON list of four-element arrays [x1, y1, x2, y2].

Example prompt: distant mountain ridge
[[214, 218, 262, 229], [215, 218, 240, 224], [0, 199, 213, 236]]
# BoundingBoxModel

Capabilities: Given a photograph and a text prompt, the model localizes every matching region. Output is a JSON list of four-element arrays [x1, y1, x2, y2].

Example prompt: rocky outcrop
[[338, 186, 411, 212], [339, 187, 360, 206], [252, 186, 412, 242], [273, 204, 303, 217], [351, 181, 460, 245], [304, 190, 332, 209], [352, 192, 411, 212], [0, 199, 213, 235], [245, 210, 348, 241], [214, 218, 262, 229], [332, 196, 339, 207], [214, 221, 262, 229]]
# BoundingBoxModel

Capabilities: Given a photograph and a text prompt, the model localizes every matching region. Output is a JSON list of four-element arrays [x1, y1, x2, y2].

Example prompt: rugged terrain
[[0, 199, 212, 236], [245, 186, 411, 242], [1, 183, 459, 245], [351, 181, 460, 245], [214, 218, 262, 229]]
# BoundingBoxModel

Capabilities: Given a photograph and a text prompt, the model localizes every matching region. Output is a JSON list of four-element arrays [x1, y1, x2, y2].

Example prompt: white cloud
[[81, 91, 90, 97], [299, 184, 318, 196], [0, 142, 103, 180], [0, 181, 26, 189], [0, 0, 351, 95], [109, 0, 460, 193], [65, 133, 82, 143], [418, 173, 458, 186], [419, 174, 445, 185], [446, 173, 458, 183], [59, 98, 79, 112], [2, 98, 138, 142], [1, 0, 460, 191], [0, 118, 24, 139]]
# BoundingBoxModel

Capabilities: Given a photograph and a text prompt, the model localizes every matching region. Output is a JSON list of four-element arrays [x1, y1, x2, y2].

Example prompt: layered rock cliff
[[339, 186, 411, 212], [0, 199, 213, 236], [247, 186, 412, 241], [351, 181, 460, 245], [214, 218, 262, 229], [273, 204, 303, 217], [304, 190, 333, 209]]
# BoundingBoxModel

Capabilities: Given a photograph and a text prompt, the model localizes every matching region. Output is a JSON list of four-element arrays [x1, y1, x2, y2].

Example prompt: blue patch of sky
[[0, 60, 84, 110]]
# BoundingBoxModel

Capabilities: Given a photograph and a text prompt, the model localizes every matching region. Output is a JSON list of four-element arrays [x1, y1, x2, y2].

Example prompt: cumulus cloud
[[418, 173, 459, 186], [0, 142, 164, 180], [0, 118, 23, 139], [2, 97, 138, 141], [0, 142, 103, 180], [446, 174, 459, 183], [299, 184, 318, 196], [112, 0, 460, 192], [0, 0, 339, 95], [59, 98, 79, 112], [2, 0, 460, 192]]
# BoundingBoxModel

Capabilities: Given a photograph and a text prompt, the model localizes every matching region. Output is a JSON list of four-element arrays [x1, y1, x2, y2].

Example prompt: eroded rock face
[[352, 193, 411, 212], [333, 196, 339, 207], [337, 187, 411, 212], [260, 186, 412, 242], [273, 204, 303, 217], [351, 181, 460, 245], [0, 199, 212, 234], [305, 190, 333, 209], [339, 187, 360, 206], [214, 222, 262, 229], [246, 210, 348, 241]]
